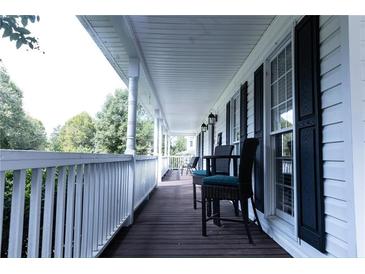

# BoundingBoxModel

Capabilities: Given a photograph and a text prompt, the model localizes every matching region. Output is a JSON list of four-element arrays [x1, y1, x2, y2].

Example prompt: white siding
[[202, 16, 355, 257], [319, 16, 351, 257]]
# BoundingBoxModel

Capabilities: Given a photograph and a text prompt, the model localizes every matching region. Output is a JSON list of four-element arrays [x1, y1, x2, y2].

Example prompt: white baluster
[[73, 165, 84, 258], [27, 168, 43, 257], [64, 165, 76, 258], [54, 166, 67, 257], [101, 163, 107, 244], [92, 164, 100, 252], [87, 164, 95, 257], [8, 169, 26, 258], [98, 163, 105, 246], [41, 167, 56, 258], [81, 164, 90, 257]]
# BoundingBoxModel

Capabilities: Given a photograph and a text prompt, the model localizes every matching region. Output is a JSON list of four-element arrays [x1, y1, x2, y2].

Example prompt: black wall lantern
[[201, 123, 208, 132], [208, 112, 218, 125]]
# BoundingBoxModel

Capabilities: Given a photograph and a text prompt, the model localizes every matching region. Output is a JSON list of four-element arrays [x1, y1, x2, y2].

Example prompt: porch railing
[[0, 150, 157, 258], [160, 156, 169, 177], [168, 155, 193, 170]]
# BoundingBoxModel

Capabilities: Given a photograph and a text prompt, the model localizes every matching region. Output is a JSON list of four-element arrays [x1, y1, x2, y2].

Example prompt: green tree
[[136, 108, 154, 155], [0, 66, 47, 150], [95, 89, 153, 155], [171, 136, 187, 155], [47, 125, 62, 152], [56, 112, 96, 153], [0, 15, 40, 50]]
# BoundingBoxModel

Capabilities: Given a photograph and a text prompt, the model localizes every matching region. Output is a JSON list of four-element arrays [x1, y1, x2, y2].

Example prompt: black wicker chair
[[192, 145, 234, 210], [183, 156, 199, 175], [201, 138, 262, 244]]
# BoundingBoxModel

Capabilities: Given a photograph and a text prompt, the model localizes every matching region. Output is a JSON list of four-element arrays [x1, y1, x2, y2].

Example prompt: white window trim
[[230, 90, 240, 145], [263, 28, 298, 238]]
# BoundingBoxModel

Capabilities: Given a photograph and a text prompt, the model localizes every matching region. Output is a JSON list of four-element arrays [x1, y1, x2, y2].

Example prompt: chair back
[[191, 156, 199, 168], [214, 145, 234, 175], [239, 138, 259, 197]]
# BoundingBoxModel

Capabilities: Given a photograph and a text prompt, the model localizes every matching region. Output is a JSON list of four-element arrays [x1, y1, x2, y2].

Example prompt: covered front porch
[[1, 15, 362, 258], [101, 171, 289, 258]]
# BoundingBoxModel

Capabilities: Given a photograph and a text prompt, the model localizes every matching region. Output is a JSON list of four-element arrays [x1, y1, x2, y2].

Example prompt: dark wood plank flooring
[[101, 170, 290, 258]]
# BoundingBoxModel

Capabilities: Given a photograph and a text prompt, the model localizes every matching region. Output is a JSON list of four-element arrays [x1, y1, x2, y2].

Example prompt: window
[[271, 43, 293, 132], [232, 94, 240, 143], [270, 42, 294, 222]]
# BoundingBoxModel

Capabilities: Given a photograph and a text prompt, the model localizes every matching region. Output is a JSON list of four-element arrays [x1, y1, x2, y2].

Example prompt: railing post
[[126, 156, 136, 226], [8, 170, 26, 258]]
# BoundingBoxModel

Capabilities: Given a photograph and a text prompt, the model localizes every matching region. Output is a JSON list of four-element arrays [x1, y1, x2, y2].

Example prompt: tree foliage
[[0, 15, 40, 50], [0, 66, 47, 150], [51, 112, 96, 153], [94, 89, 153, 155], [171, 136, 187, 155]]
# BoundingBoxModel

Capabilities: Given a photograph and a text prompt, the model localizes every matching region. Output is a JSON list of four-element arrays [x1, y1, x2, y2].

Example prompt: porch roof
[[78, 16, 276, 135]]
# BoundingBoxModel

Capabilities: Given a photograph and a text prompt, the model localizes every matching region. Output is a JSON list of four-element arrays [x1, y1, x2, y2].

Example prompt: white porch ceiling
[[79, 16, 275, 135]]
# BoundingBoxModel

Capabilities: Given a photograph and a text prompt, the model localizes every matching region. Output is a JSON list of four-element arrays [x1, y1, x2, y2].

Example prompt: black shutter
[[226, 102, 231, 145], [295, 16, 325, 252], [240, 81, 248, 145], [254, 64, 264, 212]]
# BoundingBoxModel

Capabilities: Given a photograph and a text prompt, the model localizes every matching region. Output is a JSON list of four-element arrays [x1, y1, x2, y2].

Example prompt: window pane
[[278, 50, 286, 77], [278, 77, 286, 103], [276, 185, 283, 211], [286, 72, 292, 99], [275, 132, 294, 218], [286, 43, 292, 70], [282, 132, 293, 157], [286, 100, 293, 128], [271, 107, 279, 132], [271, 83, 278, 107], [271, 58, 278, 83], [279, 103, 287, 129]]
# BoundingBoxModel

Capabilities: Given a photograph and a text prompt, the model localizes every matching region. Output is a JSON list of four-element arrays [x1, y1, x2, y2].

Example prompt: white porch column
[[158, 119, 163, 156], [164, 130, 168, 156], [157, 117, 163, 183], [153, 109, 160, 156], [167, 135, 171, 156], [125, 58, 140, 155]]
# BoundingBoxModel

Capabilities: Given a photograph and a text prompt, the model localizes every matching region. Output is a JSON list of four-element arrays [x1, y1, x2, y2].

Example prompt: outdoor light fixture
[[208, 112, 218, 125], [201, 123, 208, 132]]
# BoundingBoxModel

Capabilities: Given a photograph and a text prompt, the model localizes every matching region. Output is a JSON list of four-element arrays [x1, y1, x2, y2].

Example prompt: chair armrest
[[203, 155, 240, 159]]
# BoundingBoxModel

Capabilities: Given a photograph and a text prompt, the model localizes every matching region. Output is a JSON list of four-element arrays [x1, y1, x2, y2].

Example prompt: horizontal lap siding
[[320, 16, 349, 257], [208, 16, 351, 257]]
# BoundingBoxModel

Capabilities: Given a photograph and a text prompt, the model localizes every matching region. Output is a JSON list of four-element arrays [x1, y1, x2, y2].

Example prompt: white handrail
[[0, 150, 157, 258]]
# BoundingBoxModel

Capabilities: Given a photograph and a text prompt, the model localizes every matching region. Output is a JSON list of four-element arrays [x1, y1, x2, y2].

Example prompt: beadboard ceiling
[[79, 15, 275, 135]]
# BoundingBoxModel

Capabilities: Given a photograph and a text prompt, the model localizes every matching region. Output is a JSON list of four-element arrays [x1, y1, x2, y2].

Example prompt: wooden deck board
[[101, 170, 290, 258]]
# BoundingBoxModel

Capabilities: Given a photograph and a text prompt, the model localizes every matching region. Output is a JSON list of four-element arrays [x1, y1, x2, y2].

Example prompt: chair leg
[[233, 200, 240, 217], [193, 182, 197, 209], [213, 199, 222, 227], [202, 190, 207, 236], [240, 199, 253, 244], [250, 197, 263, 232], [207, 198, 212, 217]]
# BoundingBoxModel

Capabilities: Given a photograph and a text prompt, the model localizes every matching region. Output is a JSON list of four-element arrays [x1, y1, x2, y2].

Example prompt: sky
[[0, 14, 126, 135]]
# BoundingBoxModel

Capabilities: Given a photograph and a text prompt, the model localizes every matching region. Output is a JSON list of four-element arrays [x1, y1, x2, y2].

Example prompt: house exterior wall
[[199, 16, 359, 257], [344, 15, 365, 257]]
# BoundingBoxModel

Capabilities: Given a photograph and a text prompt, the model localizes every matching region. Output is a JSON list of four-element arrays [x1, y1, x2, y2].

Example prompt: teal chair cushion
[[192, 169, 207, 176], [202, 175, 239, 187]]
